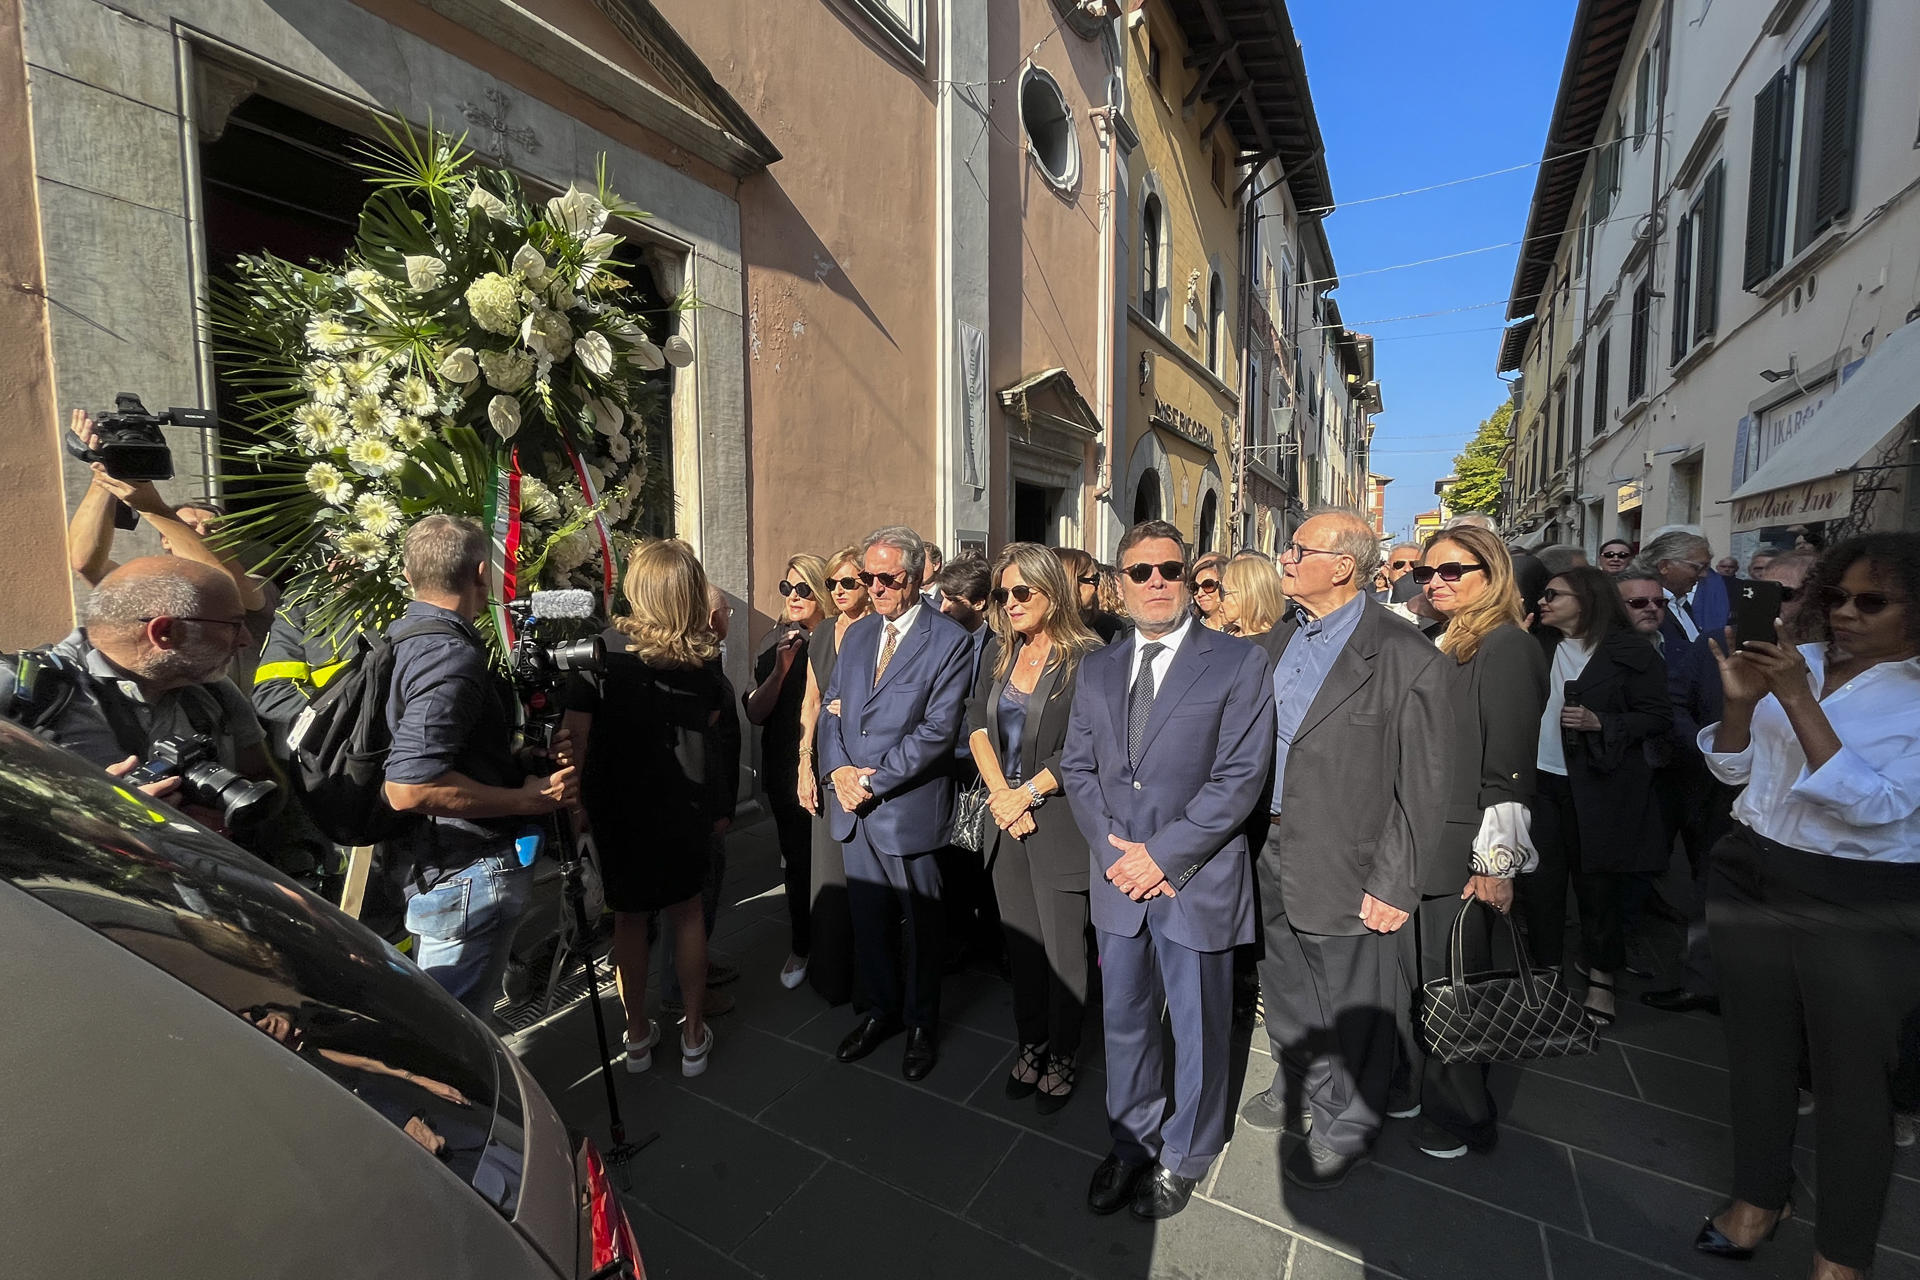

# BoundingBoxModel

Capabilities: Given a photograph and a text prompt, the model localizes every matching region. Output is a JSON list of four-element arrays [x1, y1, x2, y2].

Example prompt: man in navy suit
[[820, 526, 974, 1080], [1061, 520, 1275, 1221]]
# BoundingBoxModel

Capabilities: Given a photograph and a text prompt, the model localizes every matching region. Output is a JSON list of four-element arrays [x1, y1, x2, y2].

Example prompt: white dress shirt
[[1128, 614, 1194, 688], [1666, 584, 1700, 642], [1699, 644, 1920, 862], [871, 599, 923, 685], [1536, 638, 1595, 776]]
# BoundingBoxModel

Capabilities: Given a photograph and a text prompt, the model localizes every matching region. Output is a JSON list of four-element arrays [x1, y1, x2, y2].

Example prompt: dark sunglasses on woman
[[1123, 560, 1187, 584], [990, 584, 1046, 605], [1194, 577, 1223, 594], [777, 579, 814, 599], [1409, 561, 1485, 585], [858, 570, 911, 591], [1077, 573, 1101, 587], [1599, 548, 1632, 561], [825, 576, 863, 592], [1538, 586, 1568, 603], [1817, 586, 1904, 615]]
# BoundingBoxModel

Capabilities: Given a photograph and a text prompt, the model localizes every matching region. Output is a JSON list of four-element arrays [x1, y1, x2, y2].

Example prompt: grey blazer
[[964, 634, 1087, 890], [1250, 597, 1453, 936]]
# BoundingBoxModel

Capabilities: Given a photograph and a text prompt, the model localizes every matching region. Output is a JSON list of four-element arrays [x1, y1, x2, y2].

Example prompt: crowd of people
[[9, 448, 1919, 1274]]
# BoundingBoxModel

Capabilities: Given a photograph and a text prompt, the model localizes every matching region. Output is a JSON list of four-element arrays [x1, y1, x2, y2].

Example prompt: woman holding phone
[[1526, 566, 1672, 1025]]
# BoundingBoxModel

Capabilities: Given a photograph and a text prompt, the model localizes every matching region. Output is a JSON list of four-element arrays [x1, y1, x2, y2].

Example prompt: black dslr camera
[[126, 735, 277, 831], [63, 392, 218, 482]]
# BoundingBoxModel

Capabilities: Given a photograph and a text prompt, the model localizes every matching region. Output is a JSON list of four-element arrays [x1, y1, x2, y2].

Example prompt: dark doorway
[[1133, 469, 1162, 525], [1196, 490, 1218, 554], [1013, 481, 1058, 545]]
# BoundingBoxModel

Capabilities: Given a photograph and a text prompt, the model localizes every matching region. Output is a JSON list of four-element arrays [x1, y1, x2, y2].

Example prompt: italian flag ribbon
[[562, 439, 618, 607], [485, 453, 523, 649]]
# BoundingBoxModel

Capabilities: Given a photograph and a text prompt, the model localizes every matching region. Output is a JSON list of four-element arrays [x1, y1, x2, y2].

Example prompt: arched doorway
[[1133, 469, 1163, 525], [1196, 490, 1218, 554]]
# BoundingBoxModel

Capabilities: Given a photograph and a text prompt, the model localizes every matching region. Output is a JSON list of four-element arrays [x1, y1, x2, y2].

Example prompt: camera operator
[[0, 556, 279, 838], [380, 515, 579, 1022]]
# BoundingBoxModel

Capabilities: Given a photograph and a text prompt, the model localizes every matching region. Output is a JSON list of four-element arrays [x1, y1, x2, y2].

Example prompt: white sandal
[[681, 1021, 715, 1078], [624, 1019, 660, 1074], [780, 953, 809, 990]]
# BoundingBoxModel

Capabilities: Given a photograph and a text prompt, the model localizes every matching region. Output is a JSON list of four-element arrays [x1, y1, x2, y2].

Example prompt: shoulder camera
[[63, 393, 218, 482]]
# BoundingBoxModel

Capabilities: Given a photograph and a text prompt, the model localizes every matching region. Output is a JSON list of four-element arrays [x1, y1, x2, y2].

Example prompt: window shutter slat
[[1815, 0, 1866, 228], [1671, 213, 1693, 367], [1744, 74, 1785, 289], [1593, 332, 1610, 436], [1697, 164, 1724, 341]]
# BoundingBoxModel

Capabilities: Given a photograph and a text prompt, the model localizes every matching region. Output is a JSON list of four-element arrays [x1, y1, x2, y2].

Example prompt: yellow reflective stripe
[[310, 659, 350, 689], [253, 660, 312, 686]]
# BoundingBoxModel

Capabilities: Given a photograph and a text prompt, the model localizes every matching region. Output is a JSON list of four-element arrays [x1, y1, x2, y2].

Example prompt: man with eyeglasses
[[1644, 528, 1735, 645], [819, 526, 975, 1082], [1061, 519, 1274, 1222], [1240, 509, 1451, 1191], [0, 556, 278, 841]]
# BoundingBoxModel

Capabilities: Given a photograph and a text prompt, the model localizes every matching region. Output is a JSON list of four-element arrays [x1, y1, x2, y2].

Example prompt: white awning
[[1727, 319, 1920, 532]]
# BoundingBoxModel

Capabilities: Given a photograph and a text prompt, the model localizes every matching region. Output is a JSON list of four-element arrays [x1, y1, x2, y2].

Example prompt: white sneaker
[[780, 954, 809, 990], [624, 1020, 660, 1074], [681, 1021, 715, 1078]]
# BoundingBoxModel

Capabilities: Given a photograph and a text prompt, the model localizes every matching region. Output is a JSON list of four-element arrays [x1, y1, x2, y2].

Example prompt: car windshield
[[0, 720, 522, 1211]]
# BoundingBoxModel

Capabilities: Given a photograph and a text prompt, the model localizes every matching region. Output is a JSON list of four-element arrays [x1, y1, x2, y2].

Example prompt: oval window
[[1020, 68, 1080, 189]]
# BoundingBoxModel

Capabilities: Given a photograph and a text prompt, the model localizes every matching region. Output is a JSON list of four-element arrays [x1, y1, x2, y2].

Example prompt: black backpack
[[286, 618, 467, 845]]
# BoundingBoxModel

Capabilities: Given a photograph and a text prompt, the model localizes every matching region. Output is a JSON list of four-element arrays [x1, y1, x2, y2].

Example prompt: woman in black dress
[[795, 545, 871, 1004], [1053, 546, 1125, 643], [968, 543, 1102, 1112], [565, 539, 729, 1078], [744, 552, 830, 990]]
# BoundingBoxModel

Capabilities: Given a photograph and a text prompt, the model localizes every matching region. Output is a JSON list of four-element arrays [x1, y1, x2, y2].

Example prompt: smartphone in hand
[[1731, 580, 1785, 648]]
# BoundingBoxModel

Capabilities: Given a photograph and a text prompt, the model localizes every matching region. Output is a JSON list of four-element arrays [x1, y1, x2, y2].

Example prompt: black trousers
[[769, 792, 813, 958], [1406, 893, 1500, 1147], [1708, 824, 1920, 1269], [1523, 772, 1629, 973], [989, 832, 1089, 1057], [1654, 760, 1736, 995]]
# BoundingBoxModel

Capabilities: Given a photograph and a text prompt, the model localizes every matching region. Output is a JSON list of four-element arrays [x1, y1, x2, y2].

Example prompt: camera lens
[[550, 636, 605, 673], [181, 760, 278, 831]]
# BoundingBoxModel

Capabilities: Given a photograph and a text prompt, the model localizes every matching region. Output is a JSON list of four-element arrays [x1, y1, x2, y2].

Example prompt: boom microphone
[[528, 588, 597, 619]]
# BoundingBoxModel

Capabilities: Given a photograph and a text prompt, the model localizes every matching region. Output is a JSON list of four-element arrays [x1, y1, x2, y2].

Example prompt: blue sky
[[1289, 0, 1576, 539]]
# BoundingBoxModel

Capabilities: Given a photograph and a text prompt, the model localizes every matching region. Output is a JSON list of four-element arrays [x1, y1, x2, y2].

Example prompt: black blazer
[[1249, 597, 1452, 935], [964, 634, 1088, 890], [1428, 622, 1547, 895], [1539, 625, 1673, 874]]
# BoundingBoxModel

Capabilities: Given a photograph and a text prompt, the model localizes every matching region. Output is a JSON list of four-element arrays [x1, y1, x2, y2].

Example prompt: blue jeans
[[407, 855, 533, 1020]]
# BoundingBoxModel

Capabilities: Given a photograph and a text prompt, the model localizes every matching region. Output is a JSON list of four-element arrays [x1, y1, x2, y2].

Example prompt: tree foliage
[[1442, 400, 1513, 519]]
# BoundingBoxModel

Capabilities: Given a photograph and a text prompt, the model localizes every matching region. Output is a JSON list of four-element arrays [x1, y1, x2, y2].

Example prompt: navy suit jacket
[[1060, 624, 1274, 952], [819, 608, 974, 856]]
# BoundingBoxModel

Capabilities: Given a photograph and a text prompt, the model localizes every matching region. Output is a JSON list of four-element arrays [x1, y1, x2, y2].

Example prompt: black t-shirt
[[568, 637, 729, 845]]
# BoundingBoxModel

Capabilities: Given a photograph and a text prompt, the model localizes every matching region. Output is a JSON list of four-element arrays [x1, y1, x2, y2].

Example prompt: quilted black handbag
[[949, 785, 993, 854], [1417, 899, 1598, 1064]]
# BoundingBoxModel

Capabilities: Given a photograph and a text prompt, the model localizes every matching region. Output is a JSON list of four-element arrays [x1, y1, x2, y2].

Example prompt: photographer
[[0, 556, 278, 839], [380, 515, 578, 1021]]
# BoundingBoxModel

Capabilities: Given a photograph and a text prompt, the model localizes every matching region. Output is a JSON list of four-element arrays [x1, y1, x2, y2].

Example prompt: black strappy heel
[[1006, 1042, 1046, 1100], [1035, 1053, 1078, 1115]]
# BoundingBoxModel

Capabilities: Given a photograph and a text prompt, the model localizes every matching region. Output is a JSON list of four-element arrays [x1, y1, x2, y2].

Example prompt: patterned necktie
[[874, 622, 899, 688], [1128, 642, 1165, 767]]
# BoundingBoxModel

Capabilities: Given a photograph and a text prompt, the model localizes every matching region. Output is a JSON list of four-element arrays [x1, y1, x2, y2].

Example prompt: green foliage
[[1442, 400, 1513, 520]]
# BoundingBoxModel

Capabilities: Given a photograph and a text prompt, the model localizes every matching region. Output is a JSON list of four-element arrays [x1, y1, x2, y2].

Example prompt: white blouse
[[1536, 638, 1594, 777], [1698, 644, 1920, 862]]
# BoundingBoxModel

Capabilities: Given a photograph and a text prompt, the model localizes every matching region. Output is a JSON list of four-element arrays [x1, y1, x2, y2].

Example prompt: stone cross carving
[[459, 88, 540, 164]]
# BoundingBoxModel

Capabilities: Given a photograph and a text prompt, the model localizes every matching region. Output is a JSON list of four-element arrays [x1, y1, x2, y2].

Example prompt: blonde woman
[[1399, 525, 1547, 1158], [967, 543, 1103, 1112], [744, 553, 830, 989], [795, 544, 871, 1004], [1217, 555, 1288, 637], [564, 539, 728, 1078]]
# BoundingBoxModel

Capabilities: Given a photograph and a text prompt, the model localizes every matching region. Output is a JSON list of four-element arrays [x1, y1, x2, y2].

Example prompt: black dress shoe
[[1642, 988, 1722, 1015], [836, 1016, 903, 1063], [1693, 1202, 1791, 1259], [902, 1027, 938, 1081], [1283, 1140, 1368, 1191], [1086, 1151, 1152, 1216], [1129, 1164, 1199, 1220]]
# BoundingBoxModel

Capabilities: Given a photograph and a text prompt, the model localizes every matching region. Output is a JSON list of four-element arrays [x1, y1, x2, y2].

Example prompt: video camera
[[63, 392, 218, 483], [125, 735, 278, 831], [507, 590, 605, 697]]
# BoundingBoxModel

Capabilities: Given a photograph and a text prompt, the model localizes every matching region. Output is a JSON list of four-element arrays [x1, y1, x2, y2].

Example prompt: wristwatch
[[1024, 781, 1045, 808]]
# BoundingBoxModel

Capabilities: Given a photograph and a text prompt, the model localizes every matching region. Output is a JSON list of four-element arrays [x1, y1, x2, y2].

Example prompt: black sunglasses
[[1077, 573, 1101, 586], [777, 579, 814, 599], [1599, 548, 1633, 560], [825, 576, 864, 592], [1818, 586, 1905, 615], [1389, 559, 1418, 570], [1409, 562, 1486, 585], [858, 570, 912, 591], [1123, 560, 1187, 585], [1194, 577, 1223, 593], [990, 584, 1047, 605], [1620, 595, 1666, 610]]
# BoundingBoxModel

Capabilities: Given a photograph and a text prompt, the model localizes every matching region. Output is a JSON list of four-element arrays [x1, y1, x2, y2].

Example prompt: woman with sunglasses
[[1527, 566, 1672, 1026], [745, 554, 831, 990], [1052, 546, 1125, 642], [795, 545, 872, 1004], [1217, 555, 1287, 638], [1691, 534, 1920, 1279], [966, 543, 1103, 1112], [1189, 551, 1229, 630], [1405, 527, 1548, 1157], [1597, 539, 1635, 572]]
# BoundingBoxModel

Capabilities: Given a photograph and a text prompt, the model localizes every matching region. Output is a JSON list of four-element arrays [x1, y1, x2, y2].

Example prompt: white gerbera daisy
[[352, 492, 403, 537], [346, 435, 404, 476], [342, 355, 391, 396], [304, 361, 350, 406], [339, 529, 387, 566], [292, 403, 349, 452], [304, 461, 353, 506], [344, 267, 383, 294], [346, 395, 399, 437], [392, 418, 430, 449], [394, 374, 438, 418], [305, 315, 356, 355]]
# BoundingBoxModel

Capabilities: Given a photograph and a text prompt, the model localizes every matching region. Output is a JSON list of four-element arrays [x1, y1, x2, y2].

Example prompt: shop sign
[[1616, 481, 1642, 513], [1730, 475, 1850, 532], [1151, 398, 1216, 452]]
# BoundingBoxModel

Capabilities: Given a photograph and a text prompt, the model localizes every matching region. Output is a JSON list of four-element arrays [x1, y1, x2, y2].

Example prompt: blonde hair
[[989, 542, 1102, 692], [1423, 526, 1524, 663], [783, 552, 832, 617], [824, 544, 871, 621], [1098, 564, 1126, 616], [613, 539, 722, 667], [1221, 555, 1287, 636]]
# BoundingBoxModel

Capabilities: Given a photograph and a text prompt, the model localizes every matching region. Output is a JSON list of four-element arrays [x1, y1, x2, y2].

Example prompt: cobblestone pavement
[[509, 820, 1920, 1279]]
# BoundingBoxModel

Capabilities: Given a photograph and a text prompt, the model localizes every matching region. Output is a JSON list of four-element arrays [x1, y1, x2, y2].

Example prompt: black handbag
[[1417, 898, 1598, 1064], [949, 785, 993, 854]]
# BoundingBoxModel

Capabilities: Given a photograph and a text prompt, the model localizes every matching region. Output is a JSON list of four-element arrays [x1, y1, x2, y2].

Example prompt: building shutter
[[1814, 0, 1866, 229], [1628, 279, 1650, 401], [1671, 212, 1693, 367], [1695, 163, 1724, 341], [1592, 331, 1610, 437], [1744, 72, 1788, 289]]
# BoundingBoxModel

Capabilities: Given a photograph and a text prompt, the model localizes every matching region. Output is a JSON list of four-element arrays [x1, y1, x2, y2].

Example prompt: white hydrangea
[[522, 306, 573, 362], [346, 435, 404, 476], [466, 273, 522, 335], [479, 348, 534, 393], [394, 375, 438, 418], [304, 461, 353, 506], [305, 315, 356, 355], [548, 528, 596, 573], [304, 361, 350, 407], [292, 403, 349, 452], [353, 492, 403, 536]]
